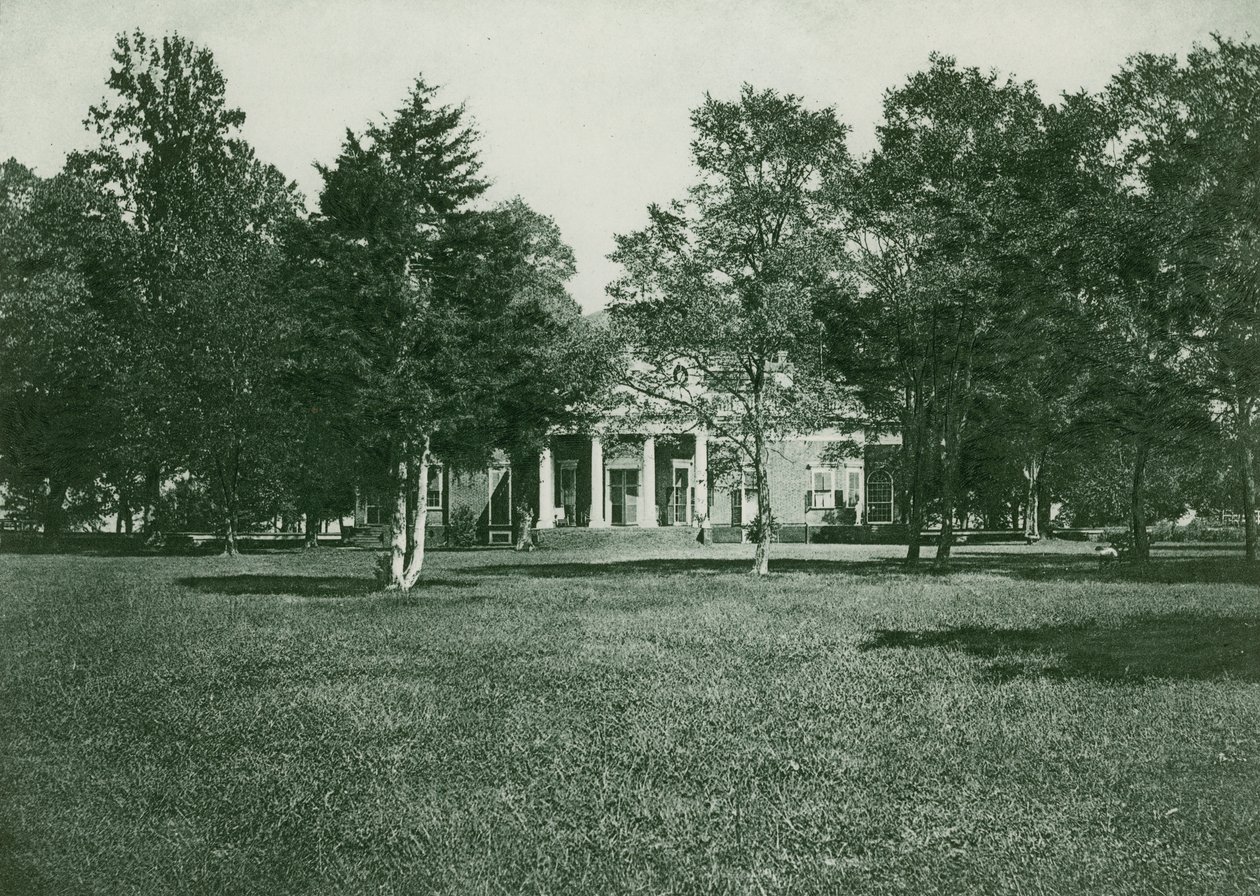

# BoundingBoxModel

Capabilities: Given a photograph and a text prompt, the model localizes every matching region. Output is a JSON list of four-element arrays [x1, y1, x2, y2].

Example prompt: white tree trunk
[[388, 446, 409, 588], [400, 437, 431, 590]]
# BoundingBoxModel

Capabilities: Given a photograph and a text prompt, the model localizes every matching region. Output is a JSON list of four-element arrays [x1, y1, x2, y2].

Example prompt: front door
[[489, 466, 512, 527], [741, 476, 760, 524], [609, 468, 639, 526], [559, 463, 577, 526], [671, 466, 691, 525]]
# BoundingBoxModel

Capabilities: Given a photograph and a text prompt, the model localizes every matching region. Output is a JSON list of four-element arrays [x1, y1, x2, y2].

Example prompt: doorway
[[670, 462, 692, 525], [608, 468, 639, 526]]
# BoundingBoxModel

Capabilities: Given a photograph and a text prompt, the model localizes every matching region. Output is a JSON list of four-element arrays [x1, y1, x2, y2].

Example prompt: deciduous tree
[[0, 161, 119, 537], [70, 31, 303, 552], [609, 85, 851, 575], [828, 57, 1076, 566], [1108, 36, 1260, 560]]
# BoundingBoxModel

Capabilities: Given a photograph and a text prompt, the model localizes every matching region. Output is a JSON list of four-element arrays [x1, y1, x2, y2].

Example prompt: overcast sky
[[2, 0, 1257, 312]]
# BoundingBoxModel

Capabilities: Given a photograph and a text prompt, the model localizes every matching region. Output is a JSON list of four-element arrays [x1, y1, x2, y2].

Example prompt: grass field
[[2, 539, 1258, 895]]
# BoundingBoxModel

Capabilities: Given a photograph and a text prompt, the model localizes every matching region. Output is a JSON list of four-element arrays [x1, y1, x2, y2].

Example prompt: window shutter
[[833, 490, 842, 510]]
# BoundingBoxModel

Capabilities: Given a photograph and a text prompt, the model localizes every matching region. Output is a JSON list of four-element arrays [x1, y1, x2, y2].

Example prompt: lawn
[[1, 539, 1258, 895]]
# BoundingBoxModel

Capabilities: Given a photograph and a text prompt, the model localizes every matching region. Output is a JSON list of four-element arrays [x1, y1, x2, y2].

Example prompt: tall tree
[[310, 79, 601, 587], [312, 77, 487, 587], [461, 199, 615, 543], [0, 161, 120, 537], [1057, 63, 1219, 563], [829, 57, 1069, 566], [1108, 36, 1260, 560], [70, 31, 303, 552], [275, 217, 361, 549], [609, 85, 851, 575]]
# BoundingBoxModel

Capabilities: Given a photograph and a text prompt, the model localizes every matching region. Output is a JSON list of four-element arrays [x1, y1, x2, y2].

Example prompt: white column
[[589, 436, 608, 527], [537, 446, 554, 528], [694, 430, 708, 524], [641, 436, 658, 527]]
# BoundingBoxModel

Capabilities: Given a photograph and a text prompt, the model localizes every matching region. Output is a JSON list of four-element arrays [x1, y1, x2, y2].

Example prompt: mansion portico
[[537, 431, 709, 530], [352, 427, 900, 545]]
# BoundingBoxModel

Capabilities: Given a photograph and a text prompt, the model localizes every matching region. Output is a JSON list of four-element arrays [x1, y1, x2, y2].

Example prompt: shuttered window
[[808, 468, 837, 509], [426, 465, 443, 510]]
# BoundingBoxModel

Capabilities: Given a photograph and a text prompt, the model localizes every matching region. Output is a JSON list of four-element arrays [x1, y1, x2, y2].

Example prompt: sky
[[2, 0, 1257, 312]]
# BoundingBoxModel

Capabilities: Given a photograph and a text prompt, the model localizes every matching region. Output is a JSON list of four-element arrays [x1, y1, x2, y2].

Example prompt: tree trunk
[[934, 418, 962, 570], [222, 511, 238, 556], [388, 445, 409, 588], [753, 527, 771, 576], [218, 440, 243, 557], [304, 495, 321, 550], [515, 505, 535, 551], [751, 434, 771, 576], [904, 401, 928, 565], [42, 478, 68, 541], [935, 490, 955, 567], [222, 479, 239, 556], [143, 464, 162, 541], [906, 499, 924, 563], [1023, 454, 1041, 541], [1239, 438, 1256, 563], [384, 435, 431, 591], [1130, 440, 1150, 564], [1037, 476, 1051, 536], [116, 487, 129, 534], [399, 436, 431, 589]]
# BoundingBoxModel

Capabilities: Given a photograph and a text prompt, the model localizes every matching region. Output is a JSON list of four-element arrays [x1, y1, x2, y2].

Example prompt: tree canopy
[[610, 85, 852, 575]]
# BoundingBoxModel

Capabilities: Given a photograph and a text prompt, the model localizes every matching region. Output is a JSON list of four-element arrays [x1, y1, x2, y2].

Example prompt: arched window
[[866, 470, 894, 524]]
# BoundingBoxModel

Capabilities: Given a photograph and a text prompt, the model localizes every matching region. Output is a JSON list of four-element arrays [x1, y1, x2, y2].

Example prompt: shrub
[[1145, 519, 1246, 543], [822, 506, 857, 526], [373, 553, 392, 587], [744, 512, 780, 545], [163, 534, 197, 554], [1184, 521, 1245, 542], [1104, 527, 1135, 561], [445, 505, 479, 548]]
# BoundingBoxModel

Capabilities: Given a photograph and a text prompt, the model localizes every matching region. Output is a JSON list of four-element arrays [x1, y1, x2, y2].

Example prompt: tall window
[[847, 471, 861, 507], [426, 465, 443, 510], [609, 468, 639, 526], [809, 467, 836, 508], [734, 471, 759, 526], [866, 470, 894, 523], [670, 465, 691, 525]]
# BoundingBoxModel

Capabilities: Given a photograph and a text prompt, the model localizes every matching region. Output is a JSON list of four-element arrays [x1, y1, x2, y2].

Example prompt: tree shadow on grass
[[863, 612, 1260, 682], [0, 825, 55, 896], [895, 554, 1260, 586], [940, 554, 1259, 586], [478, 557, 898, 579], [176, 574, 474, 598], [475, 553, 1259, 586]]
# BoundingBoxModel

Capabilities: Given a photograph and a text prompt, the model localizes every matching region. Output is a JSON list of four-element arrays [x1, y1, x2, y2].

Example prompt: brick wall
[[709, 439, 864, 527]]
